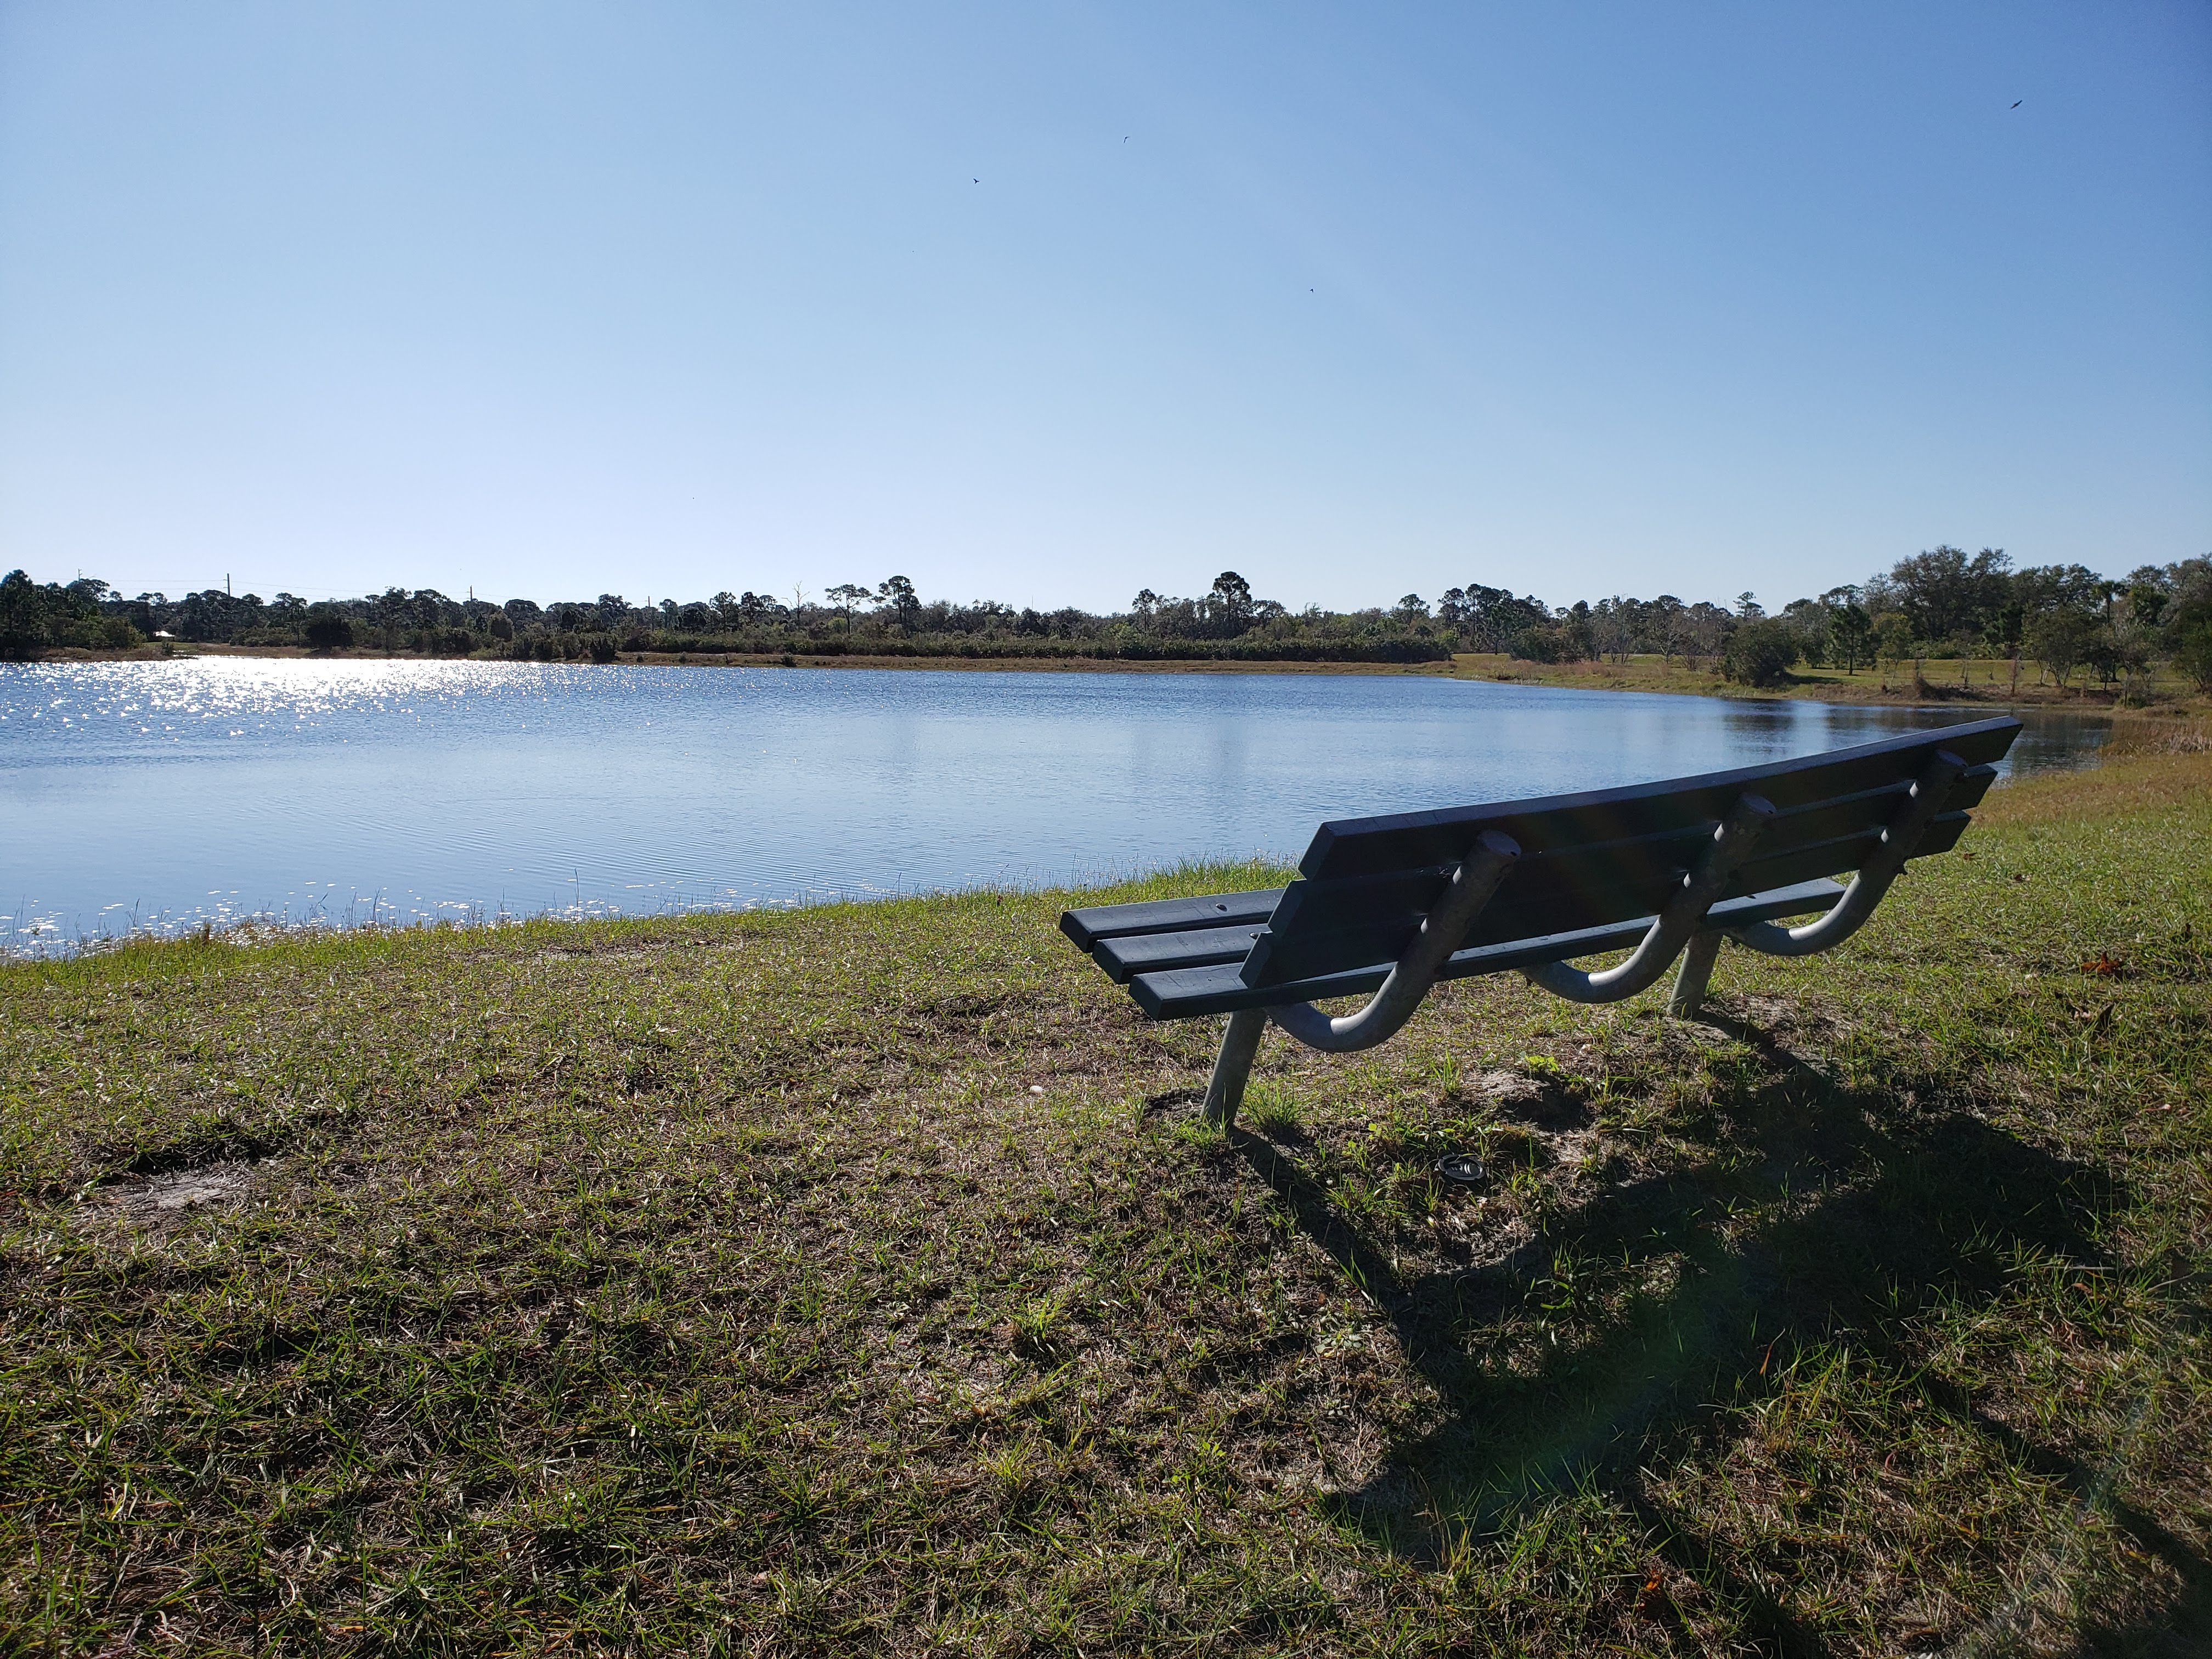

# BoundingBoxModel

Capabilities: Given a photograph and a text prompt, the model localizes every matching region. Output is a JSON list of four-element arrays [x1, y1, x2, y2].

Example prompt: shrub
[[1720, 618, 1801, 687], [2171, 618, 2212, 693], [304, 611, 356, 649], [1508, 625, 1570, 663]]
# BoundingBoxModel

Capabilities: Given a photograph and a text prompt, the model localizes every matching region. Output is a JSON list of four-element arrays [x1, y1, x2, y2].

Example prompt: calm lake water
[[1, 658, 2109, 952]]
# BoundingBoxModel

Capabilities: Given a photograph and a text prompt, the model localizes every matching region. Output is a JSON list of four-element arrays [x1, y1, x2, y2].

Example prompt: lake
[[1, 658, 2109, 952]]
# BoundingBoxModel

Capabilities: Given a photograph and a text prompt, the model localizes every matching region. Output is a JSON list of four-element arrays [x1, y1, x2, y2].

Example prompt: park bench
[[1060, 716, 2022, 1128]]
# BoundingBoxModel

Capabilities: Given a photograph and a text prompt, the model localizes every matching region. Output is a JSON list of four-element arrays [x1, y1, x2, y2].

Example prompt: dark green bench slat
[[1058, 888, 1284, 951], [1297, 719, 2018, 881], [1242, 806, 1978, 988], [1254, 765, 1992, 951], [1239, 749, 1996, 990], [1133, 879, 1848, 1019], [1092, 924, 1270, 984], [1464, 806, 1976, 941]]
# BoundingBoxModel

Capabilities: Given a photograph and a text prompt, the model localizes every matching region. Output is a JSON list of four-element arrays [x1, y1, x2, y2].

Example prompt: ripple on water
[[0, 659, 2108, 954]]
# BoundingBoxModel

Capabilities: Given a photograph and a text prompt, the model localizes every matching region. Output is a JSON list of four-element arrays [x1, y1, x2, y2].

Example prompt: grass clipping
[[2, 754, 2208, 1656]]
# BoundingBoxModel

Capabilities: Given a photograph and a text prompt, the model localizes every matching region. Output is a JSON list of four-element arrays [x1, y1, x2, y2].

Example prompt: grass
[[2, 754, 2207, 1655], [1451, 651, 2209, 712]]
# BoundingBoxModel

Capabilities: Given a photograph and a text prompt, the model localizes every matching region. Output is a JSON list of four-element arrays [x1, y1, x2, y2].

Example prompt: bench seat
[[1122, 878, 1846, 1018]]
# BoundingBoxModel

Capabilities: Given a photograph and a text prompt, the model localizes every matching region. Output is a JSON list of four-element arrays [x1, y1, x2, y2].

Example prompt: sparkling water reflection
[[1, 658, 2109, 952]]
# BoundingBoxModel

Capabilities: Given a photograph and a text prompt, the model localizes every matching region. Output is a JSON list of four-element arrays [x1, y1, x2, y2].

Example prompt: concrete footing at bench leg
[[1203, 1008, 1268, 1129], [1668, 929, 1724, 1018]]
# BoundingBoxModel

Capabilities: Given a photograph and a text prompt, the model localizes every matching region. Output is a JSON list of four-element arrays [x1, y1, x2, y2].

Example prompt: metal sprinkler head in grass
[[1435, 1153, 1486, 1187]]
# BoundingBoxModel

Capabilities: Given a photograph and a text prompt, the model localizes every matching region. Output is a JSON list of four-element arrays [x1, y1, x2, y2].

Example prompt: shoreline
[[1445, 651, 2203, 713], [21, 640, 2206, 715], [14, 721, 2198, 964]]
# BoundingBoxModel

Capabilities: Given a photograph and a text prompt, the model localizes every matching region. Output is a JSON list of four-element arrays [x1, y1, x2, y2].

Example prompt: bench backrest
[[1238, 716, 2022, 988]]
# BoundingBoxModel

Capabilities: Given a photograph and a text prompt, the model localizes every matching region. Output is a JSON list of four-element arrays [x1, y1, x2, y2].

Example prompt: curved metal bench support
[[1725, 749, 1967, 961], [1200, 831, 1522, 1125], [1522, 792, 1776, 1005]]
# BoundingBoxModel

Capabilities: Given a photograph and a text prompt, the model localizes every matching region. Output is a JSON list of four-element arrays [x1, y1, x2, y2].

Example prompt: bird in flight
[[2011, 99, 2022, 108]]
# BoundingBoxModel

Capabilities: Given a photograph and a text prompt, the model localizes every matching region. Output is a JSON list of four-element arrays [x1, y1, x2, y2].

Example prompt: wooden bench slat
[[1254, 765, 1990, 951], [1092, 924, 1271, 984], [1132, 879, 1849, 1019], [1058, 888, 1285, 951], [1296, 719, 2018, 881], [1242, 804, 1978, 988], [1240, 757, 1994, 988]]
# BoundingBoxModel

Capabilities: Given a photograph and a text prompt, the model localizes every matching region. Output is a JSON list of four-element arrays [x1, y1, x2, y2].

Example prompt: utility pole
[[225, 573, 232, 596]]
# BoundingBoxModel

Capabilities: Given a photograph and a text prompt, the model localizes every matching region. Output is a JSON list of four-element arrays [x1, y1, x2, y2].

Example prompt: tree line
[[3, 548, 2208, 693]]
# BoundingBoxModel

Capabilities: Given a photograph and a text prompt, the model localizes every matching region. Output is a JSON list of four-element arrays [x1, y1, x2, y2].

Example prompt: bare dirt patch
[[86, 1158, 272, 1233]]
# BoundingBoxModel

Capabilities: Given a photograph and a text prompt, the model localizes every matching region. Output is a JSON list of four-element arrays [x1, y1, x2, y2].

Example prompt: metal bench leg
[[1668, 929, 1723, 1017], [1203, 1008, 1268, 1128]]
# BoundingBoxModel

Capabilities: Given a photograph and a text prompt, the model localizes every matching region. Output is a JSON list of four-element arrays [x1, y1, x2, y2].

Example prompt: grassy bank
[[3, 755, 2208, 1654], [1451, 651, 2208, 714]]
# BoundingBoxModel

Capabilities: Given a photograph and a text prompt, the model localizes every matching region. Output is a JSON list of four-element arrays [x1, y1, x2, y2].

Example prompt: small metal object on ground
[[1435, 1153, 1486, 1187]]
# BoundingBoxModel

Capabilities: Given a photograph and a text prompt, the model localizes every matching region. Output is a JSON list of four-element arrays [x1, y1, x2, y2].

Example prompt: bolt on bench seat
[[1060, 716, 2022, 1128]]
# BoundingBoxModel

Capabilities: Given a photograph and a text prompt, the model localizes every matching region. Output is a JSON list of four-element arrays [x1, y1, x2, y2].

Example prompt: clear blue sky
[[1, 2, 2205, 614]]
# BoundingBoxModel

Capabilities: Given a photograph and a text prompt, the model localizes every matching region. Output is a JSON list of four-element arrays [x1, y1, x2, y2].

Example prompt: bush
[[1720, 619, 1801, 687], [1508, 625, 1571, 663], [48, 616, 144, 650], [304, 612, 356, 650], [2171, 618, 2212, 693]]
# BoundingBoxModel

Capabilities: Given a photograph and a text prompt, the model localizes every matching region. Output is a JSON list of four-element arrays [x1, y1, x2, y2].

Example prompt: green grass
[[2, 758, 2207, 1655], [1452, 650, 2209, 713]]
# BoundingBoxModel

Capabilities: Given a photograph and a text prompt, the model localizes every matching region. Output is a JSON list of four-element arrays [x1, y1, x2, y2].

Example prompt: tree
[[1827, 602, 1874, 673], [2126, 583, 2168, 629], [1720, 618, 1800, 687], [369, 587, 412, 648], [1459, 584, 1550, 651], [2170, 617, 2212, 692], [1781, 597, 1831, 667], [1874, 613, 1915, 683], [0, 568, 51, 654], [1207, 571, 1254, 633], [304, 605, 355, 649], [826, 584, 870, 632], [2162, 578, 2212, 691], [1507, 624, 1570, 663], [1888, 545, 2012, 641], [2025, 606, 2097, 693], [876, 575, 919, 634]]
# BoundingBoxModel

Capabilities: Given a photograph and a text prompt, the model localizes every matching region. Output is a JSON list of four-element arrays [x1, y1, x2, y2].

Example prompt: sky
[[1, 3, 2206, 615]]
